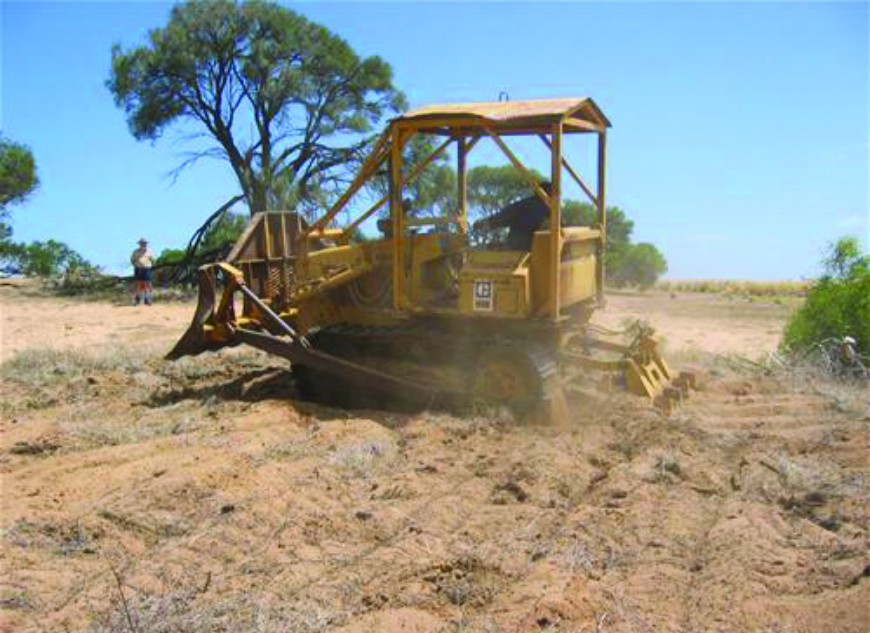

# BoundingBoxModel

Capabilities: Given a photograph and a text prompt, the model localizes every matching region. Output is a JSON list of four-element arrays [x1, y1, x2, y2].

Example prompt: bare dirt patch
[[597, 290, 801, 360], [1, 286, 866, 632], [0, 281, 193, 363]]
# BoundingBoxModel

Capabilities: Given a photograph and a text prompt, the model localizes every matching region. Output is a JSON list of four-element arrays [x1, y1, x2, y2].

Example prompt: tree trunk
[[249, 180, 268, 216]]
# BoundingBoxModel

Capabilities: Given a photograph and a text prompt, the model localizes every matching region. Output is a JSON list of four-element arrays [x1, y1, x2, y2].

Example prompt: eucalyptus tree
[[0, 135, 39, 262], [0, 136, 38, 212], [108, 0, 405, 216]]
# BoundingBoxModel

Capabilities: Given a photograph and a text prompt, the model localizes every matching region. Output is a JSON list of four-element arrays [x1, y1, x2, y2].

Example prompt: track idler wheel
[[472, 345, 557, 421]]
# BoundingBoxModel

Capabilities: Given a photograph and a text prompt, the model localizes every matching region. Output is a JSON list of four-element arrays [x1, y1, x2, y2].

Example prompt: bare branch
[[164, 148, 226, 185]]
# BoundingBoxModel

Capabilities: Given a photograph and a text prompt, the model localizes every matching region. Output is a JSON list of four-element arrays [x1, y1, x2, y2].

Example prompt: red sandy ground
[[1, 283, 867, 632]]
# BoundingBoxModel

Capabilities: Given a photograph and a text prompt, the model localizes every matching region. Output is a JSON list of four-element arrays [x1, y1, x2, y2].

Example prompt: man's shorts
[[133, 267, 153, 282]]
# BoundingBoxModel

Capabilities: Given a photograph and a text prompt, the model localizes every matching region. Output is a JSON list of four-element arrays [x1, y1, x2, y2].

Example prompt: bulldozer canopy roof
[[394, 97, 610, 133]]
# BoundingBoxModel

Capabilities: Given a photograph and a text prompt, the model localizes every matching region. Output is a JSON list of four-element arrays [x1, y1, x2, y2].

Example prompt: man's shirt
[[131, 247, 154, 269]]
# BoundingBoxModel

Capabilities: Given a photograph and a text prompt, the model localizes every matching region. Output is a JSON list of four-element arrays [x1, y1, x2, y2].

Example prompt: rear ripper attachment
[[562, 324, 696, 415]]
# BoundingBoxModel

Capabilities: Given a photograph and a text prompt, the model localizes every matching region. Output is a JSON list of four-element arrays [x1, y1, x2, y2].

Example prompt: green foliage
[[561, 199, 596, 227], [561, 200, 664, 288], [18, 240, 72, 277], [369, 135, 456, 219], [348, 227, 370, 243], [560, 200, 634, 248], [0, 139, 109, 291], [0, 237, 25, 274], [108, 0, 405, 215], [822, 235, 864, 279], [609, 242, 668, 289], [155, 248, 186, 267], [400, 136, 454, 217], [155, 211, 247, 277], [783, 237, 869, 353], [463, 165, 665, 287], [200, 211, 247, 253], [0, 136, 39, 212], [0, 136, 40, 263], [566, 203, 635, 280], [604, 207, 634, 251], [21, 240, 93, 278], [467, 165, 545, 221], [1, 238, 100, 281]]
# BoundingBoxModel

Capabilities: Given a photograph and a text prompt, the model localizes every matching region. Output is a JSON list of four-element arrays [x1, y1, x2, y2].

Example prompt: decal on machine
[[473, 279, 494, 312]]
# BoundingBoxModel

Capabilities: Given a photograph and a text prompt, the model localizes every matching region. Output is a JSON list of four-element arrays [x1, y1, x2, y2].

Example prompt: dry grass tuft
[[90, 588, 342, 633], [553, 539, 597, 574], [692, 347, 869, 417], [655, 452, 683, 478], [760, 353, 869, 415], [326, 441, 397, 479], [423, 555, 503, 607], [69, 415, 203, 448], [4, 519, 101, 556], [656, 278, 809, 298], [1, 347, 140, 387]]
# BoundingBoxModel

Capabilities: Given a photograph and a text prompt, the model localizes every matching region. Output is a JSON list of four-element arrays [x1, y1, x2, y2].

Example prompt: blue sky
[[2, 1, 867, 278]]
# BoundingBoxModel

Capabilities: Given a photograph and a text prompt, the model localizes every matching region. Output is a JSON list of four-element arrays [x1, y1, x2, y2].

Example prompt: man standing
[[130, 238, 154, 306]]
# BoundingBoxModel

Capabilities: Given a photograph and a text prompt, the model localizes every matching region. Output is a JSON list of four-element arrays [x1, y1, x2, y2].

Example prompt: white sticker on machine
[[473, 279, 494, 312]]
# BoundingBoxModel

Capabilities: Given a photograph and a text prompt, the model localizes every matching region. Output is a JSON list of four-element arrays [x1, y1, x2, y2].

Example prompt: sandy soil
[[1, 284, 867, 632], [597, 291, 799, 359], [0, 281, 191, 363], [0, 282, 796, 363]]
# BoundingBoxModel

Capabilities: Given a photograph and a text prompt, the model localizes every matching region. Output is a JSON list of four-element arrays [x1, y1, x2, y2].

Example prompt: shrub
[[152, 212, 247, 285], [0, 237, 101, 282], [155, 247, 186, 267], [782, 237, 869, 354]]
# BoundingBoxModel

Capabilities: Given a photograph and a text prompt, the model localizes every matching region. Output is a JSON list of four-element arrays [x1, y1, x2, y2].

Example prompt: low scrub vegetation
[[327, 441, 397, 480], [656, 278, 809, 297], [782, 237, 868, 356], [1, 347, 140, 387]]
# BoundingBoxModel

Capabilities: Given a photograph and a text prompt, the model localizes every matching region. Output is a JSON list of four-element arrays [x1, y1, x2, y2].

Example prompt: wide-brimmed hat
[[137, 238, 148, 244]]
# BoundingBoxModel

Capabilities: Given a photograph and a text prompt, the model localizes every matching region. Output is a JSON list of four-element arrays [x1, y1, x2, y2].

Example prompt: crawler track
[[292, 321, 559, 415]]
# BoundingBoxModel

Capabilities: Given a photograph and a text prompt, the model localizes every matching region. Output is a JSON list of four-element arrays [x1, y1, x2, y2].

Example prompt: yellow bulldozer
[[168, 97, 692, 418]]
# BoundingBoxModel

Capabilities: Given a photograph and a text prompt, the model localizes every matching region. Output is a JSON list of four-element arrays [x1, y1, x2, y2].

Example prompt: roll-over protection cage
[[292, 97, 612, 321]]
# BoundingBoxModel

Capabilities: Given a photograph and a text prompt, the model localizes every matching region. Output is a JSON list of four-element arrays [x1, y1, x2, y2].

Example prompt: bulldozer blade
[[166, 267, 220, 360]]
